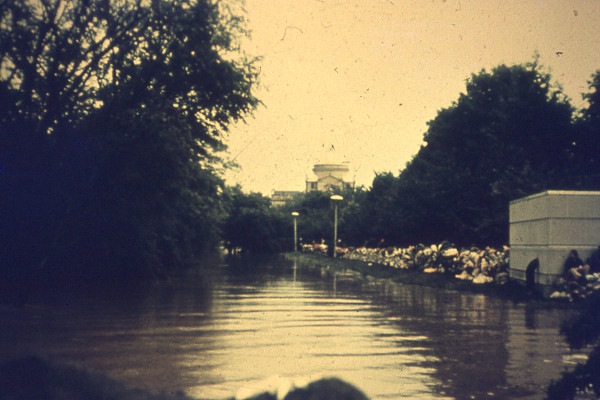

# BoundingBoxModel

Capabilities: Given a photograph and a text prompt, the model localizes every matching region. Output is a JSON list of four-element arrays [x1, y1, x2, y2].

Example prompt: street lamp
[[330, 195, 343, 258], [291, 212, 299, 252]]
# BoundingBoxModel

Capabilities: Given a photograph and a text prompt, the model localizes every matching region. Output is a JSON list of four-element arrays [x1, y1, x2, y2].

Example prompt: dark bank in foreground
[[0, 357, 368, 400]]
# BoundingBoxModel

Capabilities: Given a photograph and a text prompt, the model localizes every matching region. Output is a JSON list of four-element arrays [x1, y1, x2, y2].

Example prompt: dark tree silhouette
[[354, 61, 575, 247], [221, 186, 291, 254], [0, 0, 258, 295]]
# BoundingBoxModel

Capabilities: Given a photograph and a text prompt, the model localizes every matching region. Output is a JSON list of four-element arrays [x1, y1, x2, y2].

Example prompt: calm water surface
[[0, 260, 585, 400]]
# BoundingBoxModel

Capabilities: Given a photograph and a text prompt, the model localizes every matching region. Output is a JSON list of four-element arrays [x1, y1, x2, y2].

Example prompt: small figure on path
[[563, 249, 587, 284]]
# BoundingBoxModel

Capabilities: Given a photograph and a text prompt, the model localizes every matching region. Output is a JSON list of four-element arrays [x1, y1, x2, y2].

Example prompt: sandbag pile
[[343, 242, 509, 284], [300, 243, 600, 300], [451, 246, 510, 284], [337, 242, 510, 284], [549, 273, 600, 302]]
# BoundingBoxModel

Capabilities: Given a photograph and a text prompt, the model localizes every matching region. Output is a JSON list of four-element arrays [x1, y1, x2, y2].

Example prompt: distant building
[[305, 162, 355, 193], [270, 190, 301, 207]]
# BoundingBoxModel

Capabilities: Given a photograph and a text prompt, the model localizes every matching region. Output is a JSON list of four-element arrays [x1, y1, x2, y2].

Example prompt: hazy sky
[[222, 0, 600, 195]]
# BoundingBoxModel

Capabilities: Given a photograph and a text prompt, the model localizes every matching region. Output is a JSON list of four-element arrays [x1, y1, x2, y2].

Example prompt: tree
[[353, 173, 401, 245], [336, 186, 368, 247], [571, 70, 600, 188], [221, 186, 290, 254], [0, 0, 258, 293], [284, 191, 334, 247], [279, 187, 366, 250], [0, 0, 257, 140], [385, 62, 574, 246]]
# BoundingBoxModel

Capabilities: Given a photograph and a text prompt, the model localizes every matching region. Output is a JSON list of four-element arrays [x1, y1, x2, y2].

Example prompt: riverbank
[[284, 252, 573, 307]]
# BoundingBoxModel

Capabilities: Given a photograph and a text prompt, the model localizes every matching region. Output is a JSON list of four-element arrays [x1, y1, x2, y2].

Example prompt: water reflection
[[361, 281, 510, 399], [0, 260, 582, 400], [323, 271, 579, 400], [525, 303, 537, 330], [0, 275, 216, 394]]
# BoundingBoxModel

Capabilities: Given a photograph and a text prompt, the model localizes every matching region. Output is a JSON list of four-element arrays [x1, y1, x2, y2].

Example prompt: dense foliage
[[0, 0, 258, 294], [349, 63, 600, 248], [279, 187, 367, 250], [221, 186, 291, 254], [572, 70, 600, 188]]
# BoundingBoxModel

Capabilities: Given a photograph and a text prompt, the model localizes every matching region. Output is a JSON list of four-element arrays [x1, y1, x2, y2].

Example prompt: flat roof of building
[[510, 190, 600, 205]]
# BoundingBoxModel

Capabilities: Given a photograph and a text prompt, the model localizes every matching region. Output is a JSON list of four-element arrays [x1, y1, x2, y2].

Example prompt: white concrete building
[[509, 190, 600, 293]]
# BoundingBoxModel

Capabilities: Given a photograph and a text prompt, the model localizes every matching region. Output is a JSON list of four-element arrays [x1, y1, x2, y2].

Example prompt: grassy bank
[[284, 252, 573, 307]]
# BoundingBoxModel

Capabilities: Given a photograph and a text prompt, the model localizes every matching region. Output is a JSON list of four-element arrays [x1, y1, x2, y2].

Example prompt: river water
[[0, 258, 586, 400]]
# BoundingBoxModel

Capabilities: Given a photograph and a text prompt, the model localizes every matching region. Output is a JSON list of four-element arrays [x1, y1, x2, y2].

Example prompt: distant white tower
[[305, 162, 354, 192]]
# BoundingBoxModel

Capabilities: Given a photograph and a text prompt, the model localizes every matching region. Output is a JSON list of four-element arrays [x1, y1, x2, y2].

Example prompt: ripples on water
[[0, 260, 584, 400]]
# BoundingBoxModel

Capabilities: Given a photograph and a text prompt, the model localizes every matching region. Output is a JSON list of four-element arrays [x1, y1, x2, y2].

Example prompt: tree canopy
[[572, 69, 600, 188], [0, 0, 257, 148], [221, 186, 291, 254], [353, 62, 586, 247], [0, 0, 258, 295]]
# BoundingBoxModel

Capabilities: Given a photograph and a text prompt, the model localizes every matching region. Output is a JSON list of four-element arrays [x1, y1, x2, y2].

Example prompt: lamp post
[[330, 195, 343, 258], [291, 212, 299, 252]]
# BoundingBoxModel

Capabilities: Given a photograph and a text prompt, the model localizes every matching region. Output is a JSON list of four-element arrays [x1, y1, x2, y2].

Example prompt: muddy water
[[0, 261, 584, 399]]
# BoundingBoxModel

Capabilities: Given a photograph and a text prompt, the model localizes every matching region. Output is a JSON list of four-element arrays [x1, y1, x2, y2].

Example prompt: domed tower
[[306, 162, 354, 192]]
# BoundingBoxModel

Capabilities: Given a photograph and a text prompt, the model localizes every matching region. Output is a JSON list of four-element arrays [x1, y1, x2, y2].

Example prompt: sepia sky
[[222, 0, 600, 195]]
